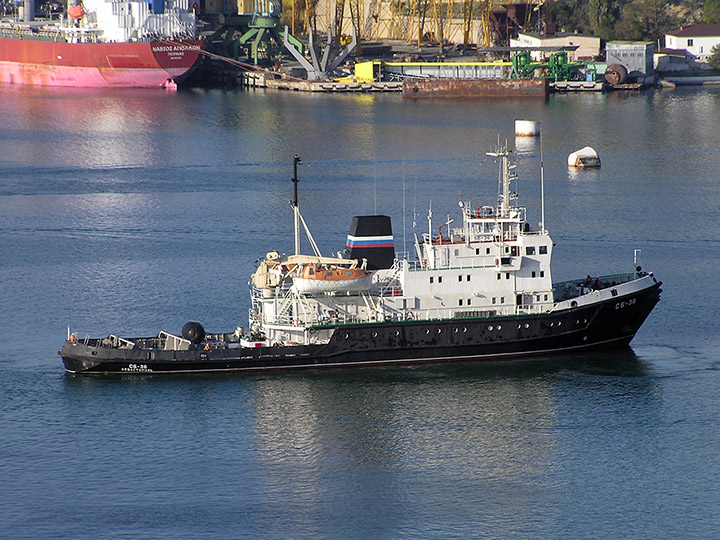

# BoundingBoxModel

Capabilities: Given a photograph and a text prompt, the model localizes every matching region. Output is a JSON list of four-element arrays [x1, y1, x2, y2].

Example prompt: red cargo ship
[[0, 36, 202, 88], [0, 0, 202, 88]]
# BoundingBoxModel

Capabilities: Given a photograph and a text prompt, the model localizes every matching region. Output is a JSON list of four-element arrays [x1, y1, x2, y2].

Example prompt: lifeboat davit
[[293, 264, 372, 294]]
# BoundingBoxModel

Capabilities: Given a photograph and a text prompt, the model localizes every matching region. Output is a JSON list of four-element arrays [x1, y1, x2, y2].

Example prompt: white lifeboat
[[293, 263, 372, 294]]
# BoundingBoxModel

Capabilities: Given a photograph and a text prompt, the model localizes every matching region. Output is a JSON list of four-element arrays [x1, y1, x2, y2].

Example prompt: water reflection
[[56, 347, 665, 536], [567, 165, 601, 183], [3, 85, 181, 169], [514, 135, 538, 155], [240, 349, 653, 530]]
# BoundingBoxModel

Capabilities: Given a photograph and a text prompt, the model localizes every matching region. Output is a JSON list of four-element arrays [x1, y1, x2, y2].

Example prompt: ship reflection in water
[[243, 350, 655, 534]]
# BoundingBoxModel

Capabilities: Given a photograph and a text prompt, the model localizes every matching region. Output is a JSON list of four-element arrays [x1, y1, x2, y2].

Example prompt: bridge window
[[540, 271, 545, 278], [539, 246, 548, 254], [532, 271, 536, 278], [526, 246, 535, 255], [430, 276, 434, 284], [459, 299, 463, 306]]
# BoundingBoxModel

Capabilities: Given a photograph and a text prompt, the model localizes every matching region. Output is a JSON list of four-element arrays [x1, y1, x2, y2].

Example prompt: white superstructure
[[248, 144, 564, 347], [61, 0, 196, 43]]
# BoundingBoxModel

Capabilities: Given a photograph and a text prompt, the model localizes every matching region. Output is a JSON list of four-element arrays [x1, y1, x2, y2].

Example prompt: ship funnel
[[23, 0, 34, 21], [344, 215, 394, 270]]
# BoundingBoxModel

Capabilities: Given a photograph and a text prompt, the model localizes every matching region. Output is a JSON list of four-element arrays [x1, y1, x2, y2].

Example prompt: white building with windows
[[665, 24, 720, 63], [511, 32, 601, 62]]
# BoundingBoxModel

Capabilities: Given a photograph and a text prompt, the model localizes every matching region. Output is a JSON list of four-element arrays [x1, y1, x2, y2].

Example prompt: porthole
[[517, 324, 521, 329], [558, 321, 562, 326], [437, 328, 442, 334], [454, 328, 459, 333], [550, 322, 554, 327], [371, 332, 378, 338], [524, 323, 529, 328], [463, 327, 467, 333], [395, 331, 400, 336], [425, 329, 430, 334], [488, 325, 493, 331], [497, 325, 501, 330], [344, 333, 349, 339]]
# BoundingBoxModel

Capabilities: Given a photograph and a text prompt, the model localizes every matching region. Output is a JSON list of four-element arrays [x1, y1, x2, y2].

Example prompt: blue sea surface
[[1, 83, 719, 539]]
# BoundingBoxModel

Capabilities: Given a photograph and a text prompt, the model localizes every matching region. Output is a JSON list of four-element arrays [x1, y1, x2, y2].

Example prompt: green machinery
[[205, 0, 303, 65], [511, 51, 596, 82]]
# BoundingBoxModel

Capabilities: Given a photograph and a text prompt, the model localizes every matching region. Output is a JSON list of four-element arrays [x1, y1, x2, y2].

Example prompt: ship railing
[[406, 257, 497, 271], [514, 303, 554, 315], [403, 304, 550, 321], [553, 272, 637, 301], [158, 331, 192, 351], [309, 303, 552, 326], [104, 335, 136, 349], [267, 311, 370, 327], [251, 284, 375, 301]]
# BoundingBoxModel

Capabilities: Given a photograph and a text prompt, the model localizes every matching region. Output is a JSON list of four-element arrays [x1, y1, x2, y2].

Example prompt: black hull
[[60, 282, 661, 375]]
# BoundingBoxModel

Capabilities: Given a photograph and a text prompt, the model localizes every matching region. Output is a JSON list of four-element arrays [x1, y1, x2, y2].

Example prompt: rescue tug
[[60, 147, 662, 374]]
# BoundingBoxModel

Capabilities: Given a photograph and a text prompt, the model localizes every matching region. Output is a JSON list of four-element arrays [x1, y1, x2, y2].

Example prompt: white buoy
[[515, 119, 540, 137], [568, 146, 601, 168]]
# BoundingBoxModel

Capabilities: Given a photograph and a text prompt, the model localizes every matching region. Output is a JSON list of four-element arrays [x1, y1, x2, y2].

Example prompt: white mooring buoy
[[568, 146, 601, 168], [514, 119, 541, 137]]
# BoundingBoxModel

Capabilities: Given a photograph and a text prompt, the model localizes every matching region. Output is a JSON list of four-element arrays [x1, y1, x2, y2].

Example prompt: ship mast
[[290, 155, 322, 257], [486, 141, 513, 218], [540, 132, 546, 233], [292, 155, 301, 256]]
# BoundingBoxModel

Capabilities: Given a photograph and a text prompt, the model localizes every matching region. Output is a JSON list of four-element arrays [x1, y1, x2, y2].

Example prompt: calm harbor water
[[1, 83, 719, 539]]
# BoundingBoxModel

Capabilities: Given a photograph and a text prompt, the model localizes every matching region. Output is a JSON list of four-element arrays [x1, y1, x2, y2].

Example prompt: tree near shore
[[588, 0, 622, 39], [551, 0, 700, 41], [706, 0, 720, 23], [622, 0, 674, 41], [709, 45, 720, 69]]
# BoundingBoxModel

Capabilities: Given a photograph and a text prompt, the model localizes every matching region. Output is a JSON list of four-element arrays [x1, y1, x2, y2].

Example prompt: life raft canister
[[68, 5, 85, 19]]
